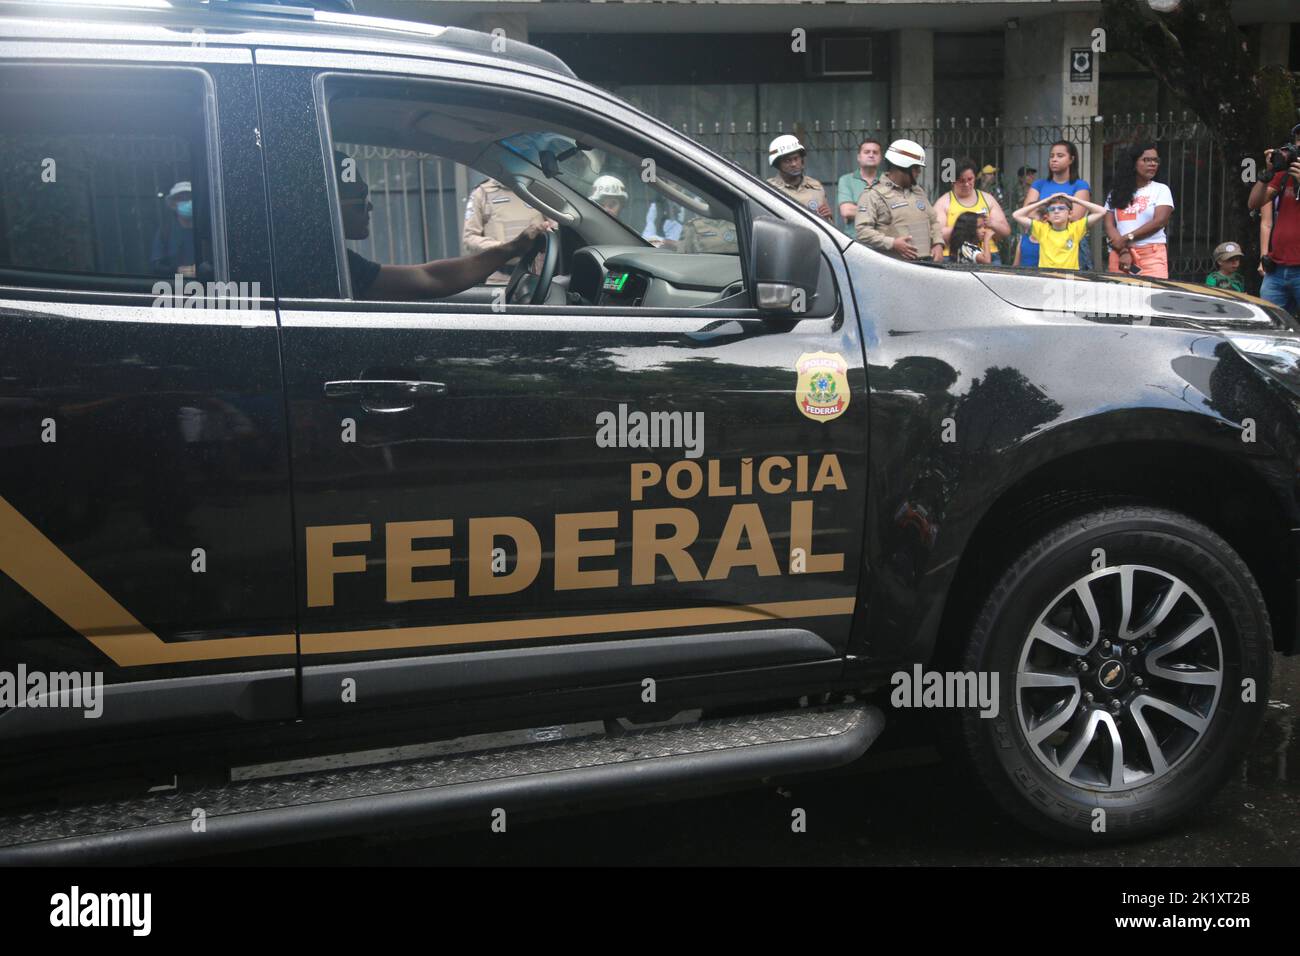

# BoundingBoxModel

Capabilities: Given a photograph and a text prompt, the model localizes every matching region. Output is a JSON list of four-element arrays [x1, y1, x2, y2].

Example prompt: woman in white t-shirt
[[1104, 142, 1175, 278]]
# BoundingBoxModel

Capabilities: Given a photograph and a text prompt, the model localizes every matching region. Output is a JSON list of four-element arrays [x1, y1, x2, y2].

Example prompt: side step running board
[[0, 703, 884, 864]]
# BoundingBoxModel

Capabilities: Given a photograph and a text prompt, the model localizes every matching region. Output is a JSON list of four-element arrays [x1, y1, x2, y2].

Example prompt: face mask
[[176, 200, 193, 218]]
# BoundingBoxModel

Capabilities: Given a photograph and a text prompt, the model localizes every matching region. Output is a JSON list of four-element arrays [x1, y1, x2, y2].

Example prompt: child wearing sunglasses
[[1012, 194, 1108, 270]]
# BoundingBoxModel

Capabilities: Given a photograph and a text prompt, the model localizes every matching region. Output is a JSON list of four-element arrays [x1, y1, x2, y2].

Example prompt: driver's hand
[[508, 220, 557, 256]]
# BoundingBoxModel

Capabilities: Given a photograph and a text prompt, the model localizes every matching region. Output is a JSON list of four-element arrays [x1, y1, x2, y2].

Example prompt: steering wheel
[[504, 227, 559, 305]]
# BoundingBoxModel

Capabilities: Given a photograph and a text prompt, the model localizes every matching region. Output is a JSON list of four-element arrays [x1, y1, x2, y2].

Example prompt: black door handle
[[324, 379, 447, 413], [324, 379, 447, 398]]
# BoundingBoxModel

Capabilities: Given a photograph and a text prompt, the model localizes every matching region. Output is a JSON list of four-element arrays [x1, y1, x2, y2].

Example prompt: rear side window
[[0, 65, 218, 293]]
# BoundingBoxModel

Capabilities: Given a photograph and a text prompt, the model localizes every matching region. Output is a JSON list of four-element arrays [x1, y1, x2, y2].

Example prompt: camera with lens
[[1270, 143, 1300, 174]]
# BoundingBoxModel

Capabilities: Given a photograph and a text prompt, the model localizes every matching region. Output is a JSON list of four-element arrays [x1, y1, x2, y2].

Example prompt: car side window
[[0, 64, 217, 293], [322, 76, 745, 304]]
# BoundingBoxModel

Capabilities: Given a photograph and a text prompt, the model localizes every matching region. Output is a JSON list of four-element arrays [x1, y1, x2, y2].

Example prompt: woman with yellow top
[[934, 158, 1011, 262]]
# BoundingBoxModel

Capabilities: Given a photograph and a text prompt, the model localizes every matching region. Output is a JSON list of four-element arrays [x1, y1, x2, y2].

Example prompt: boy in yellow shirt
[[1012, 194, 1108, 270]]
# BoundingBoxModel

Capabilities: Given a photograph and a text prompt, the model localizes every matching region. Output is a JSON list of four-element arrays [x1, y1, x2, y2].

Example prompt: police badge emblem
[[795, 352, 851, 422]]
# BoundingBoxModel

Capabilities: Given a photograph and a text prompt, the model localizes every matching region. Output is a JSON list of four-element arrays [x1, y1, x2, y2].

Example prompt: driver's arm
[[367, 222, 553, 300]]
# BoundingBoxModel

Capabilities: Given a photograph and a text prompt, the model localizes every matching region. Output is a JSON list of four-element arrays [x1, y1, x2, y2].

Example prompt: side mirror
[[750, 216, 821, 315]]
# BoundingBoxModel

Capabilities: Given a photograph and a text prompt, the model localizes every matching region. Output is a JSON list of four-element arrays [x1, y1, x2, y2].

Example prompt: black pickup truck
[[0, 0, 1297, 862]]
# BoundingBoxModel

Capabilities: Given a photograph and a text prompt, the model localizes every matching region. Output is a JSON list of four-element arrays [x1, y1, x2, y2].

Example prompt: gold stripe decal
[[0, 494, 295, 667], [0, 493, 854, 665], [301, 598, 857, 656]]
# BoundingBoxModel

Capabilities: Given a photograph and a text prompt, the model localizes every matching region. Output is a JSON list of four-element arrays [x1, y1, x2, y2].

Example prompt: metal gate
[[339, 112, 1238, 286], [679, 113, 1235, 283]]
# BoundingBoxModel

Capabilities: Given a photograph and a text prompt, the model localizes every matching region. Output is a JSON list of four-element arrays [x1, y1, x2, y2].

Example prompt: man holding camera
[[1248, 124, 1300, 314]]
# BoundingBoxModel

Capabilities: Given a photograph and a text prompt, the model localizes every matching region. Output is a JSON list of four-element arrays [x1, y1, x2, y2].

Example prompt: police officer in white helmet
[[854, 138, 945, 262], [589, 175, 629, 221], [767, 135, 833, 224]]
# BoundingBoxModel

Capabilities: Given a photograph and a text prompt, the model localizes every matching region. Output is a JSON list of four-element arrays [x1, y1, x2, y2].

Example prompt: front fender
[[843, 246, 1300, 666]]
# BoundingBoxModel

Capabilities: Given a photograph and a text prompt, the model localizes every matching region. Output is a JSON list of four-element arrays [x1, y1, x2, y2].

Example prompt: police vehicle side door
[[0, 42, 297, 758], [256, 50, 868, 722]]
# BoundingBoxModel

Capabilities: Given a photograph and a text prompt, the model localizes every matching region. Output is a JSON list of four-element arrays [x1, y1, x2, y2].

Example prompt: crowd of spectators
[[804, 129, 1300, 316]]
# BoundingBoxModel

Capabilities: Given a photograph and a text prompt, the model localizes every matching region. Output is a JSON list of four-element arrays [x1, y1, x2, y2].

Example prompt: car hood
[[972, 268, 1296, 333]]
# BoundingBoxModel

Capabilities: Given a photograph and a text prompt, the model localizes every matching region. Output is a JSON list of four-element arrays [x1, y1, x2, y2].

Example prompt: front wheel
[[957, 505, 1272, 841]]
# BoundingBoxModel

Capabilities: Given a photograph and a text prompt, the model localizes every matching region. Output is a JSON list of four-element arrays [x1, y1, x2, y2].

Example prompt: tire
[[956, 505, 1272, 842]]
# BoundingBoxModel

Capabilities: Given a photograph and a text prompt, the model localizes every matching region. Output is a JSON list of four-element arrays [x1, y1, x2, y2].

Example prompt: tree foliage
[[1099, 0, 1298, 273]]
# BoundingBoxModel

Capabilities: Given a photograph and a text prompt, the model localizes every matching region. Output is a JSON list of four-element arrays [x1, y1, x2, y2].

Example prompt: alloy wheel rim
[[1015, 564, 1223, 792]]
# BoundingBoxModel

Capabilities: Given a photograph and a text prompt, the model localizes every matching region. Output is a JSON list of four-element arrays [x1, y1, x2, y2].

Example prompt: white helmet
[[588, 175, 628, 201], [884, 139, 926, 170], [768, 134, 806, 168]]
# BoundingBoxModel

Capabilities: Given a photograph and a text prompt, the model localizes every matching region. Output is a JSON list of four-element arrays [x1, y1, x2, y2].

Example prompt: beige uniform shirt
[[854, 176, 943, 256], [767, 174, 829, 218], [462, 179, 544, 284], [680, 217, 739, 254]]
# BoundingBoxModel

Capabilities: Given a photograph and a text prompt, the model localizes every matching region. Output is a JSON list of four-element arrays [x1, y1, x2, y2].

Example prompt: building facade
[[351, 0, 1299, 278], [358, 1, 1295, 171]]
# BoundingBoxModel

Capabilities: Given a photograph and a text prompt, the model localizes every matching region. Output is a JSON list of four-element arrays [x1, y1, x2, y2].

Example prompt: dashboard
[[570, 246, 746, 309]]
